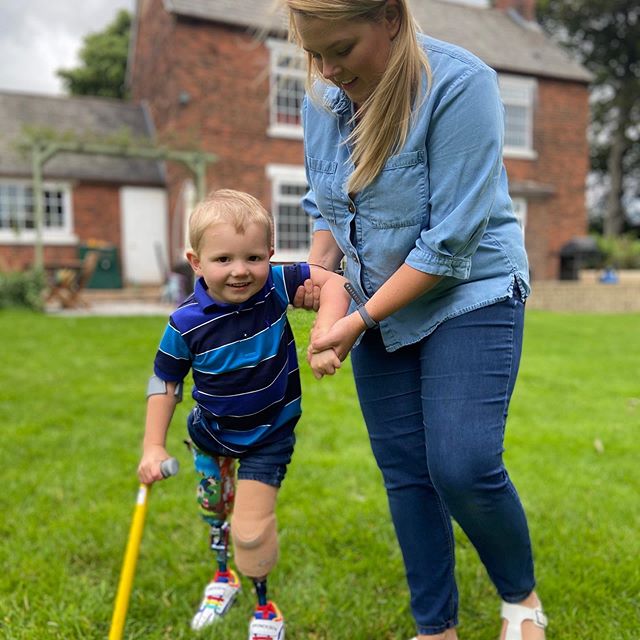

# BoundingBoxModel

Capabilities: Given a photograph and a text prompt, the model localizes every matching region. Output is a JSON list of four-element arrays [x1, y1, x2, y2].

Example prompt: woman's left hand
[[310, 312, 365, 361]]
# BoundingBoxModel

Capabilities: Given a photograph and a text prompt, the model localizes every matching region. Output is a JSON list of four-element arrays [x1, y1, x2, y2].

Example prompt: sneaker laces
[[253, 601, 279, 620]]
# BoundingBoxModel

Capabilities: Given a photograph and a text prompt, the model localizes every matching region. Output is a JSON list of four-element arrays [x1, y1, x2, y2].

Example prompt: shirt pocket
[[368, 150, 427, 229], [306, 155, 338, 223]]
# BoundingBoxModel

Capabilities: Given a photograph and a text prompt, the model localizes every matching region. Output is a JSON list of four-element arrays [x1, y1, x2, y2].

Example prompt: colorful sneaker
[[191, 569, 241, 630], [248, 601, 285, 640]]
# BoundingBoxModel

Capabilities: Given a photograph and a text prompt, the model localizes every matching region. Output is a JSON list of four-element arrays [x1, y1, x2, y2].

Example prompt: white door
[[120, 187, 168, 285]]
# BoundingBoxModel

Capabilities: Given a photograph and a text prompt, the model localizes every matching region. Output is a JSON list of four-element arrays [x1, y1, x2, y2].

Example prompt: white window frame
[[0, 179, 76, 245], [440, 0, 489, 7], [266, 164, 310, 262], [267, 39, 306, 140], [498, 74, 537, 160], [511, 197, 528, 235]]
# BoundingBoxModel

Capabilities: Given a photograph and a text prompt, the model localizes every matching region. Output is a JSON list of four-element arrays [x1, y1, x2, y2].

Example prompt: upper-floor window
[[0, 180, 75, 244], [498, 75, 537, 159], [267, 164, 310, 262], [267, 39, 306, 140]]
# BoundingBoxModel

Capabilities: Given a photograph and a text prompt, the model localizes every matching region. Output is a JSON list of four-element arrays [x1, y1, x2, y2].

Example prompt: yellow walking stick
[[108, 458, 179, 640]]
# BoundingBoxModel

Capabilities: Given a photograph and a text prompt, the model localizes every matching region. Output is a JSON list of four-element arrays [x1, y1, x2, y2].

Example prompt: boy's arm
[[137, 381, 179, 484], [307, 265, 351, 335]]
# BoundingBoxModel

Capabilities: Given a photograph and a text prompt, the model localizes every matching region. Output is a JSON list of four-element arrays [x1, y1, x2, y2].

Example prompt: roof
[[161, 0, 592, 83], [0, 91, 165, 185]]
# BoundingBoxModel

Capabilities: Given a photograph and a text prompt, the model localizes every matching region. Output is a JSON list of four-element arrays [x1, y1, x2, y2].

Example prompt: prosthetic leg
[[190, 446, 241, 631], [189, 444, 285, 638]]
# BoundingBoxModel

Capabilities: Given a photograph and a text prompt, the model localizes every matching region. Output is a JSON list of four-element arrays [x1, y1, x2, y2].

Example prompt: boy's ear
[[186, 250, 201, 273], [269, 248, 275, 258]]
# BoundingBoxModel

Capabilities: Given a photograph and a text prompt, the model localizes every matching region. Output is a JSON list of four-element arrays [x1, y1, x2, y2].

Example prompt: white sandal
[[501, 601, 547, 639]]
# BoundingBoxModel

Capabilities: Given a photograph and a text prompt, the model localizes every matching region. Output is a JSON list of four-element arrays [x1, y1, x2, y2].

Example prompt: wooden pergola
[[24, 136, 217, 269]]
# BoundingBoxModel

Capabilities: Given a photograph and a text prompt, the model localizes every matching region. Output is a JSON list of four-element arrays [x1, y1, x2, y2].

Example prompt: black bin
[[559, 237, 600, 281]]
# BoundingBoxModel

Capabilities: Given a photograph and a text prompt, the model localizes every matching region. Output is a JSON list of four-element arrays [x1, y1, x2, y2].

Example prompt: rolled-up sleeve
[[406, 67, 505, 279]]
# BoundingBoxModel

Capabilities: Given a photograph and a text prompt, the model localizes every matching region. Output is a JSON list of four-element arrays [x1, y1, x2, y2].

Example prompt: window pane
[[0, 183, 67, 231]]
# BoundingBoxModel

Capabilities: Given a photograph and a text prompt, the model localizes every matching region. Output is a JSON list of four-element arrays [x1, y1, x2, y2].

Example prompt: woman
[[286, 1, 547, 638]]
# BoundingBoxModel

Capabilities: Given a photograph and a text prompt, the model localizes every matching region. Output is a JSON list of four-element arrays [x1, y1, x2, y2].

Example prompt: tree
[[536, 0, 640, 236], [57, 10, 131, 100]]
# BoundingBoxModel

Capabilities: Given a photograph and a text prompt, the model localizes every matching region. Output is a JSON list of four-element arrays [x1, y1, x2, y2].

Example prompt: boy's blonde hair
[[188, 189, 274, 255], [285, 0, 430, 194]]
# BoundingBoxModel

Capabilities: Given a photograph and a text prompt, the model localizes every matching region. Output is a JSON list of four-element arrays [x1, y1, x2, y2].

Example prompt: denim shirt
[[301, 35, 530, 352]]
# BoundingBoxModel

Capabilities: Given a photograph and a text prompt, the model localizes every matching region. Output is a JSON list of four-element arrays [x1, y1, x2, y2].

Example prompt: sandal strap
[[501, 601, 548, 638]]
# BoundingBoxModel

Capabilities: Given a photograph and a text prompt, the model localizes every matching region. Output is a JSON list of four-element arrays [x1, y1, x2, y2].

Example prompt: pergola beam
[[25, 137, 216, 269]]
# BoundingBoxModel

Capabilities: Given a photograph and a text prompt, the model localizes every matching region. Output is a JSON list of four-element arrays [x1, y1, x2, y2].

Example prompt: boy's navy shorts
[[187, 406, 297, 487]]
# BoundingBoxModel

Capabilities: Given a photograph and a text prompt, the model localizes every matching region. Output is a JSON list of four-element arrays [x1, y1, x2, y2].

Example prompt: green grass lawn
[[0, 308, 638, 639]]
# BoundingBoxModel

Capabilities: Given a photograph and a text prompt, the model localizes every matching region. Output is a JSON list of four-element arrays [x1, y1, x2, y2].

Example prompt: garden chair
[[45, 250, 99, 309]]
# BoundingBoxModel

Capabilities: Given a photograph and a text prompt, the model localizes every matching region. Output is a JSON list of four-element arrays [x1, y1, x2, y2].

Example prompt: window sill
[[267, 124, 303, 140], [0, 232, 79, 246], [504, 147, 538, 161]]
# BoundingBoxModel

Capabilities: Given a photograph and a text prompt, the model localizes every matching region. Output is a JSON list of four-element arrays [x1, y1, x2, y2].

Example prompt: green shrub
[[0, 268, 46, 311], [594, 233, 640, 269]]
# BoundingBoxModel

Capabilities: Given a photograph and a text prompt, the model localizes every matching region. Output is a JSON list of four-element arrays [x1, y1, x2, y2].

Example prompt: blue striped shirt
[[154, 263, 310, 448]]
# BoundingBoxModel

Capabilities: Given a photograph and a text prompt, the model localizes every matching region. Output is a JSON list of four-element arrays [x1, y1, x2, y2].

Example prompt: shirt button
[[348, 203, 355, 213]]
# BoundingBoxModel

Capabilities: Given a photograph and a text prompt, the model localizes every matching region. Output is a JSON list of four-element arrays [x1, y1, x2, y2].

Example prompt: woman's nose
[[320, 58, 340, 81]]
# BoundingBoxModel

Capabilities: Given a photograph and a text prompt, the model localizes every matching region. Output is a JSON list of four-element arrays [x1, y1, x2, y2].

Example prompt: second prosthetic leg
[[190, 448, 240, 630]]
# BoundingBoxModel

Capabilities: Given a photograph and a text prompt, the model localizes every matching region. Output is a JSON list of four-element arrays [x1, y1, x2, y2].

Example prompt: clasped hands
[[294, 279, 365, 380]]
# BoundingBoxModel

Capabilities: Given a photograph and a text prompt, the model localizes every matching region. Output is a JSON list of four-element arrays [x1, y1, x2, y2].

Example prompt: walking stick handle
[[160, 456, 179, 478]]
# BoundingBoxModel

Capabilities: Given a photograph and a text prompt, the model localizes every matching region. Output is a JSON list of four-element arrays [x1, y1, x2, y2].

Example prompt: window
[[511, 197, 527, 234], [0, 180, 74, 243], [266, 165, 310, 262], [498, 75, 537, 159], [267, 39, 306, 140]]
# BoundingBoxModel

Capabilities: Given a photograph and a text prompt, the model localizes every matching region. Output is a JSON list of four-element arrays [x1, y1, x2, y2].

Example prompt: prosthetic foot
[[191, 568, 241, 630], [248, 600, 285, 640]]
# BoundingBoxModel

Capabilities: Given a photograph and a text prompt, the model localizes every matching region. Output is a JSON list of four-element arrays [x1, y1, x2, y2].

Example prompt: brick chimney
[[493, 0, 536, 22]]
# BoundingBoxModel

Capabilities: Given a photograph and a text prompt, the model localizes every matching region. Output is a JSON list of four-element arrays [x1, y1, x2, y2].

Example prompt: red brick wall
[[505, 79, 590, 279], [131, 6, 304, 265], [131, 3, 590, 281], [1, 182, 122, 271]]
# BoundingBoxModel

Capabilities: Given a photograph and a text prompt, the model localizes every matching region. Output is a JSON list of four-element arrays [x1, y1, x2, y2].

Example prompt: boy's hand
[[138, 444, 171, 484], [293, 279, 320, 311], [309, 348, 341, 379]]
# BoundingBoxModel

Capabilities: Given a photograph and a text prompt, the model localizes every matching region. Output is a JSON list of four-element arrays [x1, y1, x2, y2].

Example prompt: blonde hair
[[188, 189, 273, 255], [285, 0, 430, 193]]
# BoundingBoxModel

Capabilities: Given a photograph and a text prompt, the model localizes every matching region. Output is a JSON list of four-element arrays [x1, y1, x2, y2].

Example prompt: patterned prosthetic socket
[[231, 480, 279, 579], [191, 445, 236, 572]]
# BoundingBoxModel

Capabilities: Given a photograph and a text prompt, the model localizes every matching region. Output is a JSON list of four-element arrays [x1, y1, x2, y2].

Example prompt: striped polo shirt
[[154, 263, 310, 448]]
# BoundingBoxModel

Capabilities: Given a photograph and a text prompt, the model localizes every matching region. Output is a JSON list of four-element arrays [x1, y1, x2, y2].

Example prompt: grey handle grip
[[160, 457, 179, 478]]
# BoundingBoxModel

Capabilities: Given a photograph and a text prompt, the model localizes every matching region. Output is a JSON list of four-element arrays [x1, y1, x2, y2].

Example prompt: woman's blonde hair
[[285, 0, 430, 193], [188, 189, 273, 255]]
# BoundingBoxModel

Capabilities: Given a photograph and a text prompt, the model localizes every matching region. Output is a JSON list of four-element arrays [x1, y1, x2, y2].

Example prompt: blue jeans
[[351, 293, 535, 635]]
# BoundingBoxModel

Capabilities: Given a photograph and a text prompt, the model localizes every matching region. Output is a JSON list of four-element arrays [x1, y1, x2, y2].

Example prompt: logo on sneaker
[[249, 601, 285, 640]]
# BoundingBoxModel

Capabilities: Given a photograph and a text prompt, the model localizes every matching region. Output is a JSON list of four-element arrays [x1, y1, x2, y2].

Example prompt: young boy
[[137, 189, 349, 639]]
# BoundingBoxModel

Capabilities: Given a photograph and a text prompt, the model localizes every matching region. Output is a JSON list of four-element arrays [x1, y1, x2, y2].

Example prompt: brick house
[[0, 91, 169, 285], [128, 0, 592, 280]]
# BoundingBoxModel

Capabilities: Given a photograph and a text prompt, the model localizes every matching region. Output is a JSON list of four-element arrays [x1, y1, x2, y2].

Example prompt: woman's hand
[[311, 312, 365, 361], [292, 278, 320, 311]]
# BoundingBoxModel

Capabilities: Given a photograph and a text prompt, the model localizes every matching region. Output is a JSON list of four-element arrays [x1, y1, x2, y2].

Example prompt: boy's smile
[[187, 222, 273, 305]]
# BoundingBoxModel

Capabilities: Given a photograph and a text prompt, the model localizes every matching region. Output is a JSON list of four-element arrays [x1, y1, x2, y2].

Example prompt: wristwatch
[[344, 282, 379, 329]]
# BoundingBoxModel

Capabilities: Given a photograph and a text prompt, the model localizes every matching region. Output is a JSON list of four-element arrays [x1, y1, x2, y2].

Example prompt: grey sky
[[0, 0, 135, 95]]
